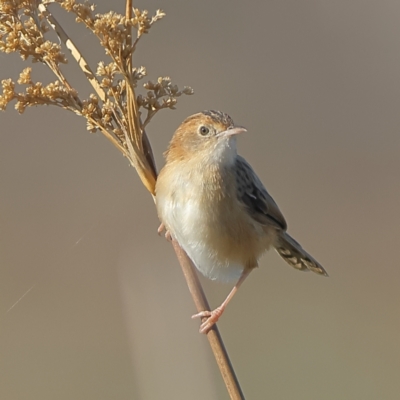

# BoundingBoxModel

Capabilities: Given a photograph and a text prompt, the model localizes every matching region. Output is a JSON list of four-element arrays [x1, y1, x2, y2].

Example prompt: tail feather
[[275, 232, 328, 276]]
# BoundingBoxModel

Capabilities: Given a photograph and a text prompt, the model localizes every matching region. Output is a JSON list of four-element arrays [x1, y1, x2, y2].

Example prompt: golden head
[[165, 110, 247, 166]]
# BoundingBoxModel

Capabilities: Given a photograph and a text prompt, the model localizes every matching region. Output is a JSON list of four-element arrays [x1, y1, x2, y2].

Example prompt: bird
[[155, 110, 327, 334]]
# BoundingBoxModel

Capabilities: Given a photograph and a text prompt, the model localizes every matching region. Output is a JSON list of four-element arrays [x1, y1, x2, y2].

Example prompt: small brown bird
[[156, 110, 327, 333]]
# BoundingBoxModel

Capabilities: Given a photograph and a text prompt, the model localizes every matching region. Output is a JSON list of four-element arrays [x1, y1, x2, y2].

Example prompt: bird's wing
[[235, 155, 287, 230]]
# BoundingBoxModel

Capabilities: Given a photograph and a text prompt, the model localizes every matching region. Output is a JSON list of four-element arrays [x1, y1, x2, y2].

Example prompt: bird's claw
[[192, 307, 224, 334], [157, 223, 172, 241], [157, 223, 165, 235]]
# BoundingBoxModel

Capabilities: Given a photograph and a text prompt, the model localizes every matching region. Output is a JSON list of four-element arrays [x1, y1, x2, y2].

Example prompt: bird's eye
[[199, 126, 210, 136]]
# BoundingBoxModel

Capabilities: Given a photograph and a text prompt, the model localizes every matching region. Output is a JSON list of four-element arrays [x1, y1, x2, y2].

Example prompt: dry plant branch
[[0, 1, 244, 398], [172, 241, 245, 400]]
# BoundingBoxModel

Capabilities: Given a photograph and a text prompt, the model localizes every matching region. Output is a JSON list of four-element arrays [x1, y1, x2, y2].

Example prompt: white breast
[[156, 167, 246, 282]]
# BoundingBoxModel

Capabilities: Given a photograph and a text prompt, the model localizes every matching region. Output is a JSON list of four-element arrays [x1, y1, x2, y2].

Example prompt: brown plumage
[[156, 110, 327, 333]]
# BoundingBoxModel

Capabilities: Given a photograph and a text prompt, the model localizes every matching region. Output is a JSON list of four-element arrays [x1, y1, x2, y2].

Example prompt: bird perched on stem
[[156, 110, 327, 334]]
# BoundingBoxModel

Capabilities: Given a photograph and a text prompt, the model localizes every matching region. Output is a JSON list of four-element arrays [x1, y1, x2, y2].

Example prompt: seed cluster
[[0, 0, 193, 194]]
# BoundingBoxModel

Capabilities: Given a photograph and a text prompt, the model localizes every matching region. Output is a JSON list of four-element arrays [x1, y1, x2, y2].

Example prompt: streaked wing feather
[[235, 156, 287, 230]]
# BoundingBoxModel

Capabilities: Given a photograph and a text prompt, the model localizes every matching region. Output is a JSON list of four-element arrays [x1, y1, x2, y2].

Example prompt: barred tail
[[274, 232, 328, 276]]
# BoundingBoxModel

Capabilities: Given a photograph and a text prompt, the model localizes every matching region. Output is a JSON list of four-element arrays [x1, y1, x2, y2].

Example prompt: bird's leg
[[192, 267, 253, 334], [157, 223, 172, 241]]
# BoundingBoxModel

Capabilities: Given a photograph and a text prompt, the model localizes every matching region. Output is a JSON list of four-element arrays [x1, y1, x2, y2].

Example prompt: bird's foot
[[157, 223, 172, 241], [192, 306, 225, 334]]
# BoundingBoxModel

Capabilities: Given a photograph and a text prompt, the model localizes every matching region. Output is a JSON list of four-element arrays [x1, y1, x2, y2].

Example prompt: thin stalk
[[171, 241, 245, 400]]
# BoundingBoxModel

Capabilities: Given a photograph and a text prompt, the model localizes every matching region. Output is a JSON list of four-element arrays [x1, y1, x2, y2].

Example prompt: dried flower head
[[0, 0, 193, 195]]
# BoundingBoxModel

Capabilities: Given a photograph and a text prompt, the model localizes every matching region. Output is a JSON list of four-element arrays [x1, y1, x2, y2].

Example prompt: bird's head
[[165, 110, 247, 167]]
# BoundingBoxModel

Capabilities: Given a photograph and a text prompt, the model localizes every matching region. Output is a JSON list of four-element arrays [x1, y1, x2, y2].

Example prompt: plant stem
[[171, 241, 245, 400]]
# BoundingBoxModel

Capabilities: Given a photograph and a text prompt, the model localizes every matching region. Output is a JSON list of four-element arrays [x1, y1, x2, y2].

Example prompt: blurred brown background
[[1, 1, 400, 399]]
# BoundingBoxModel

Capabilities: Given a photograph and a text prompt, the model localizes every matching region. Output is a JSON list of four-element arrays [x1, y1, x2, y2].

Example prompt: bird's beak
[[217, 126, 247, 138]]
